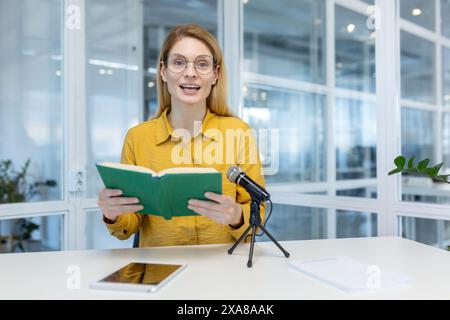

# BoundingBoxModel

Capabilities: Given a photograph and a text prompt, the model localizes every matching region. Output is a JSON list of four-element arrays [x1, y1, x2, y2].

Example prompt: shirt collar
[[155, 107, 220, 146]]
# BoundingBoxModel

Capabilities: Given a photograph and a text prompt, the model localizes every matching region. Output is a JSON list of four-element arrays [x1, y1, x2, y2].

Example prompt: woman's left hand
[[188, 192, 244, 228]]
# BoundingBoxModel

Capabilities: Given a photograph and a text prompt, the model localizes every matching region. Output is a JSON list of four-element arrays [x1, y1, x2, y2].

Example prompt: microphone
[[227, 166, 270, 201]]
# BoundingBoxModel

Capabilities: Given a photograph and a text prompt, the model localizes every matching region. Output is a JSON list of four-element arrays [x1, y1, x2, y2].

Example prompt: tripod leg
[[247, 225, 258, 268], [228, 225, 252, 254], [258, 224, 290, 258]]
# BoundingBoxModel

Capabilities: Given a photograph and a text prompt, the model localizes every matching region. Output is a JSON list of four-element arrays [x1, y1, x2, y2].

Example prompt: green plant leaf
[[388, 168, 403, 175], [425, 167, 439, 177], [406, 168, 418, 174], [394, 156, 406, 169], [407, 156, 416, 169], [417, 159, 430, 170], [432, 162, 444, 174]]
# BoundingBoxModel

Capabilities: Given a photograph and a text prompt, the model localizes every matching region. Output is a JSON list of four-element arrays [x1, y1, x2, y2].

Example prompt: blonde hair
[[153, 24, 234, 118]]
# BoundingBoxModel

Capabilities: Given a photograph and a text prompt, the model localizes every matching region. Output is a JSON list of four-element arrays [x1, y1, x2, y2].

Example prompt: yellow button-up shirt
[[105, 107, 266, 247]]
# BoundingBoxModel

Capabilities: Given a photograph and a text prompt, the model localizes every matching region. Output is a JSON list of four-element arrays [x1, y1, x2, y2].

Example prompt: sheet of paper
[[288, 256, 412, 293]]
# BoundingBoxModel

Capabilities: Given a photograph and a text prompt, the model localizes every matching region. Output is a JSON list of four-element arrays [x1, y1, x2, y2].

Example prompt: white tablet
[[90, 262, 187, 293]]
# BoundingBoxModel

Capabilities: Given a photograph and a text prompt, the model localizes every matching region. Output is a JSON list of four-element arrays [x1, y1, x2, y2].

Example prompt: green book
[[96, 162, 222, 220]]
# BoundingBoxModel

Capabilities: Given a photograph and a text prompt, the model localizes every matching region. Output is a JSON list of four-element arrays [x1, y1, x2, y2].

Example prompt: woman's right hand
[[97, 188, 144, 223]]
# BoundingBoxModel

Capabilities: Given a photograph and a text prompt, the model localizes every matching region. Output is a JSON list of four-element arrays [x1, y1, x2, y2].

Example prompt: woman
[[97, 24, 265, 247]]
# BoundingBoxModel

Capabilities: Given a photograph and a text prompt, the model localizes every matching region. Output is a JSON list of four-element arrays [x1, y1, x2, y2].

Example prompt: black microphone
[[227, 166, 270, 201]]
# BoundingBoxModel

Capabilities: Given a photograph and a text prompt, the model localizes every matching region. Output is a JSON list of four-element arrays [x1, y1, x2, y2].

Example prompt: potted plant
[[389, 155, 450, 251], [0, 159, 57, 252], [389, 155, 450, 184], [8, 218, 40, 252]]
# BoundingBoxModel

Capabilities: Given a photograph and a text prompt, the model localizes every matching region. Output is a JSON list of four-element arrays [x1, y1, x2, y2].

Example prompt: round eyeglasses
[[166, 54, 215, 75]]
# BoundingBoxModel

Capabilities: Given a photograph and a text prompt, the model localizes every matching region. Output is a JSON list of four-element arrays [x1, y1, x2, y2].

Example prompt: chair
[[133, 231, 140, 248]]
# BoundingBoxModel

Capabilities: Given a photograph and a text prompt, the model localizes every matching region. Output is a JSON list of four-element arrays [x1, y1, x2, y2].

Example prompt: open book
[[96, 162, 222, 220]]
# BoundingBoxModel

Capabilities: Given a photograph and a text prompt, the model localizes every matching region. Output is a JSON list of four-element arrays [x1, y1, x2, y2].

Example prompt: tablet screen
[[99, 262, 184, 285]]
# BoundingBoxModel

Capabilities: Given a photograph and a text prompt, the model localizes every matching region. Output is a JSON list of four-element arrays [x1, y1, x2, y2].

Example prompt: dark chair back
[[133, 231, 140, 248]]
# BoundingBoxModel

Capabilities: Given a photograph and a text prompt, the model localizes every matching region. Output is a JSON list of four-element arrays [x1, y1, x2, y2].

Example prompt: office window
[[243, 1, 378, 237], [400, 108, 450, 204], [85, 0, 142, 197], [335, 5, 376, 93], [400, 1, 450, 208], [400, 31, 436, 104], [334, 4, 377, 199], [335, 96, 377, 199], [336, 210, 377, 238], [336, 188, 376, 198], [335, 98, 376, 182], [84, 210, 133, 249], [257, 204, 376, 242], [243, 84, 326, 184], [442, 0, 450, 38], [243, 0, 327, 188], [401, 108, 436, 164], [400, 0, 435, 31], [258, 205, 327, 242], [333, 1, 377, 198], [400, 216, 450, 251], [85, 0, 218, 197], [243, 0, 326, 84], [0, 0, 63, 202], [444, 113, 450, 166], [444, 47, 450, 108], [0, 214, 64, 254], [257, 204, 327, 242]]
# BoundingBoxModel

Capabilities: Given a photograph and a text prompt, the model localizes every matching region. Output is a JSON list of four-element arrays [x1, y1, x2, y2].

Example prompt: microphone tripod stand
[[227, 193, 290, 268]]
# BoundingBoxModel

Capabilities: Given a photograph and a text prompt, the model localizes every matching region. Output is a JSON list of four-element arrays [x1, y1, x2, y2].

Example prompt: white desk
[[1, 236, 449, 299]]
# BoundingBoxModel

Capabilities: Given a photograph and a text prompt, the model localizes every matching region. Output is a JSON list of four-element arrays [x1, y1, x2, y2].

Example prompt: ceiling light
[[89, 59, 138, 71], [260, 91, 267, 101], [21, 49, 36, 56], [412, 8, 422, 16], [347, 24, 356, 33]]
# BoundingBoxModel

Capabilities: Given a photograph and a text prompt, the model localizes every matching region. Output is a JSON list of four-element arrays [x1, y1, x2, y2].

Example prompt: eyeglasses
[[166, 54, 215, 75]]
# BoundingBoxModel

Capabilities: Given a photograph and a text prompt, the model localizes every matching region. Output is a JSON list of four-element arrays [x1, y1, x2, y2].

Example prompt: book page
[[157, 167, 218, 176], [99, 162, 156, 175], [289, 256, 412, 293]]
